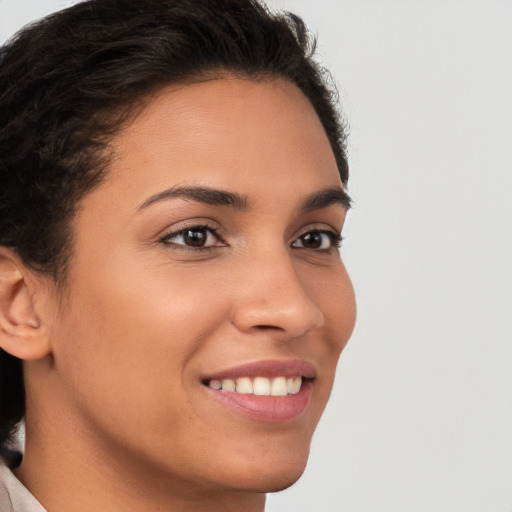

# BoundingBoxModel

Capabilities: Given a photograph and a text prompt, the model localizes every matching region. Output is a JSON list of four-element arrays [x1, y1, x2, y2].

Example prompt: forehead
[[77, 77, 343, 227]]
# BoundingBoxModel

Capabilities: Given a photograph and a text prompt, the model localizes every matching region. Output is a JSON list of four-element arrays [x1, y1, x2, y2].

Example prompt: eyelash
[[293, 230, 344, 250], [159, 224, 343, 252], [159, 223, 221, 251]]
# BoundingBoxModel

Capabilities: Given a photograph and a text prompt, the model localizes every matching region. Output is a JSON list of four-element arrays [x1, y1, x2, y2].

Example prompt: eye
[[160, 225, 222, 248], [292, 230, 342, 250]]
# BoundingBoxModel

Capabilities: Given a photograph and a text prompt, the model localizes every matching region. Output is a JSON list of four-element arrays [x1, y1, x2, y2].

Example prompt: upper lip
[[202, 359, 316, 381]]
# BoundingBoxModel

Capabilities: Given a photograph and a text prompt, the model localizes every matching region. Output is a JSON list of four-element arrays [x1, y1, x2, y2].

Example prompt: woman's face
[[40, 78, 356, 494]]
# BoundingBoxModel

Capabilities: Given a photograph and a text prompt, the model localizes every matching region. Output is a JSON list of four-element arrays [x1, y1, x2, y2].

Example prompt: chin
[[233, 464, 307, 494], [219, 444, 310, 494], [260, 467, 307, 493]]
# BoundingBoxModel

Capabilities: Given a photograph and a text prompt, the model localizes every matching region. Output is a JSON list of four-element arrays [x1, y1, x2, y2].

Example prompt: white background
[[1, 1, 511, 511]]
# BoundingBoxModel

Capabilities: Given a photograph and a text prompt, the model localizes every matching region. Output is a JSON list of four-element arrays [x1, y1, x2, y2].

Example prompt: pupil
[[184, 229, 207, 247], [302, 232, 322, 248]]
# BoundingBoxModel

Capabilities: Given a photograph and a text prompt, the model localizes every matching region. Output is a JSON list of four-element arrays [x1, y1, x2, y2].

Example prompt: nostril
[[230, 288, 324, 338]]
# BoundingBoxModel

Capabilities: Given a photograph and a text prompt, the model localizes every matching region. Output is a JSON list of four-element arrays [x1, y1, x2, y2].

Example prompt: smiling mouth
[[200, 360, 315, 422], [203, 376, 304, 396]]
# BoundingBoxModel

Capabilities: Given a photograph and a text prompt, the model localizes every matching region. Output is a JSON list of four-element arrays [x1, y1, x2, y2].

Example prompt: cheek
[[330, 275, 356, 354], [51, 259, 229, 435], [298, 260, 356, 403], [305, 261, 356, 350]]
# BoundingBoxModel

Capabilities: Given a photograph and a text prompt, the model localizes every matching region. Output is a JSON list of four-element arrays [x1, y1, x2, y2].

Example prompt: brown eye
[[299, 232, 323, 249], [292, 230, 341, 250], [183, 228, 208, 247], [161, 225, 221, 248]]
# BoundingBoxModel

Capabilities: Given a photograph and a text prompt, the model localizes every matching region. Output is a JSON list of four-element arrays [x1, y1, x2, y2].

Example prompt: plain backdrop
[[1, 1, 511, 511]]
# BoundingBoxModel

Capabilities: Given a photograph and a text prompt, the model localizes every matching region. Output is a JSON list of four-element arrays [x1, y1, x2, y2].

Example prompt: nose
[[230, 249, 325, 340]]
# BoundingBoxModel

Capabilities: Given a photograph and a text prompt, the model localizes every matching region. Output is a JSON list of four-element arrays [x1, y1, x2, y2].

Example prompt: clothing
[[0, 459, 46, 512]]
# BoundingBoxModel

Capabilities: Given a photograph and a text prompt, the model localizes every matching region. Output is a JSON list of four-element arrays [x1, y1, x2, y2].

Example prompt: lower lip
[[203, 380, 312, 423]]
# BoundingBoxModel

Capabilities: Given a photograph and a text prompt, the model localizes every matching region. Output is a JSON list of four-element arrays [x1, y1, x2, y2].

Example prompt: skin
[[2, 77, 356, 511]]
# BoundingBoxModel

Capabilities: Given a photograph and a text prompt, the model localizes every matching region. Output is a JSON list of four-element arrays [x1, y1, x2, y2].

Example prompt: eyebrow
[[299, 186, 352, 212], [138, 184, 351, 212], [139, 185, 250, 210]]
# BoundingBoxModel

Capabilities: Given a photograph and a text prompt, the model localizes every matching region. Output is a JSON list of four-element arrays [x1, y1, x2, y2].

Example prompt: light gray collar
[[0, 459, 46, 512]]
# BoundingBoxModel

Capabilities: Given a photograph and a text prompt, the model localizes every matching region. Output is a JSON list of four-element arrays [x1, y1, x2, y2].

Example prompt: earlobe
[[0, 248, 51, 361]]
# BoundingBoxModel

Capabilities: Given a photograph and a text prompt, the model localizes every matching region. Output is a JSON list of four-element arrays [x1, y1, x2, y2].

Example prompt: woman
[[0, 0, 356, 510]]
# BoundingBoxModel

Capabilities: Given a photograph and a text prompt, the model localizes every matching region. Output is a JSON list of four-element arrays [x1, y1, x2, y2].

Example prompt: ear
[[0, 247, 51, 360]]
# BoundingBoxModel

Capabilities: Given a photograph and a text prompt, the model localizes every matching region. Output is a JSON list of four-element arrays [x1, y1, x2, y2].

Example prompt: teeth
[[291, 377, 302, 394], [236, 377, 253, 394], [253, 377, 271, 396], [270, 377, 288, 396], [208, 376, 303, 396], [210, 379, 222, 390], [221, 379, 236, 392]]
